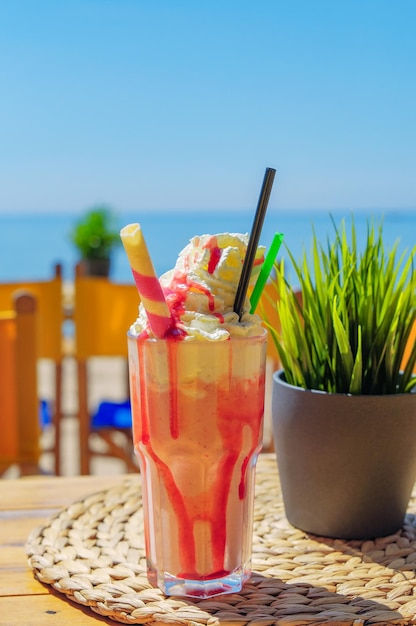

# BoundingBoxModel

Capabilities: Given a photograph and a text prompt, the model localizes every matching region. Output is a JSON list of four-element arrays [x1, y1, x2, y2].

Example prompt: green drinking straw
[[249, 232, 284, 314]]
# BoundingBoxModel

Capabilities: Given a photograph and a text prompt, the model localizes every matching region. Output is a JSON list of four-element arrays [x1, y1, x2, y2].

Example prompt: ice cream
[[129, 232, 265, 341]]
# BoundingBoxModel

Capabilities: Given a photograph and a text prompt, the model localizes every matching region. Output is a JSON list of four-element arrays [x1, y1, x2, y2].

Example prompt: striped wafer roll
[[120, 223, 173, 338]]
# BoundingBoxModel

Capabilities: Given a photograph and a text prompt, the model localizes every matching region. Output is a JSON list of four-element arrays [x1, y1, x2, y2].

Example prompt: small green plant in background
[[267, 217, 416, 395], [70, 205, 121, 260]]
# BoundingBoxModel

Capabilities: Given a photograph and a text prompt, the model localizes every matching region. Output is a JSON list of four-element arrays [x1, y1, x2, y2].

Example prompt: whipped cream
[[130, 233, 265, 340]]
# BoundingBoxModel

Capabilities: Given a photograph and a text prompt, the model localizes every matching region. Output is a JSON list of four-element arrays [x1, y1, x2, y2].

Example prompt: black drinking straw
[[233, 167, 276, 318]]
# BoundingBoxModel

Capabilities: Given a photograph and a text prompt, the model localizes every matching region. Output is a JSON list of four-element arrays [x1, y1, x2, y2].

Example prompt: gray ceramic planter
[[272, 369, 416, 539]]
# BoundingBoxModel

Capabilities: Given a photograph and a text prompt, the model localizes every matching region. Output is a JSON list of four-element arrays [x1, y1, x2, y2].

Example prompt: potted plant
[[70, 205, 121, 277], [265, 216, 416, 539]]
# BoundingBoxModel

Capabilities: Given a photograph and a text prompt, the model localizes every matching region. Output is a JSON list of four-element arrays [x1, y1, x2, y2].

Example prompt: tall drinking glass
[[127, 329, 267, 598]]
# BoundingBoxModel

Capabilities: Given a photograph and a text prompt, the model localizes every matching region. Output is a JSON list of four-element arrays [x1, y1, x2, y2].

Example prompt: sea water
[[0, 209, 414, 284]]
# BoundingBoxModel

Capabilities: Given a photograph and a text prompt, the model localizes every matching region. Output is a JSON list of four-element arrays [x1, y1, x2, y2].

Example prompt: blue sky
[[1, 0, 415, 214]]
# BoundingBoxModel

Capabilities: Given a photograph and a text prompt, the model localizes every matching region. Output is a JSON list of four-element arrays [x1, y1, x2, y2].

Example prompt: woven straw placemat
[[26, 454, 416, 626]]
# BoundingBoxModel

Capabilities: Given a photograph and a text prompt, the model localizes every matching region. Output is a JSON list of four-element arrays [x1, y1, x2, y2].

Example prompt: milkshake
[[123, 229, 267, 597]]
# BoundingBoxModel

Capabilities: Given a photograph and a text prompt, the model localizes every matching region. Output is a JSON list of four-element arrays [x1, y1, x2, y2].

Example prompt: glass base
[[148, 565, 250, 598]]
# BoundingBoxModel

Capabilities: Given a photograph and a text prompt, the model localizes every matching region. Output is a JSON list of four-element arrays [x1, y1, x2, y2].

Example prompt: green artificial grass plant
[[267, 217, 416, 395]]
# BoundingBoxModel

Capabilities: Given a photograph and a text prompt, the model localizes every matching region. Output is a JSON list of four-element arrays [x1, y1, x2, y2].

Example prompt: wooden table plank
[[0, 510, 57, 544], [0, 594, 113, 625], [0, 564, 46, 597], [0, 510, 61, 597], [0, 475, 132, 511]]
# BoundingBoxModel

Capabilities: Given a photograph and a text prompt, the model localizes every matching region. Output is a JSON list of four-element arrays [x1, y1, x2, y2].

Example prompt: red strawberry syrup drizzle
[[161, 236, 224, 329]]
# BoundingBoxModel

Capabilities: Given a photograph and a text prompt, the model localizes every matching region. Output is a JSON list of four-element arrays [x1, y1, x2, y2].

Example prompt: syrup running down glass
[[128, 330, 267, 597]]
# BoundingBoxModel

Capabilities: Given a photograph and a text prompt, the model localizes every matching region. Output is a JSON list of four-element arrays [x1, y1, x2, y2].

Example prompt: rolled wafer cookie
[[120, 223, 173, 338]]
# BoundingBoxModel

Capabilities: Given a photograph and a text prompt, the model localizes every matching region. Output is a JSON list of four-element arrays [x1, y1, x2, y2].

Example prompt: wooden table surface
[[4, 461, 416, 626], [0, 473, 128, 626]]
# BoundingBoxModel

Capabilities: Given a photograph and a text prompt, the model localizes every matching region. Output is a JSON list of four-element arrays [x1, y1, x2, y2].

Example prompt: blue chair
[[91, 400, 132, 430]]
